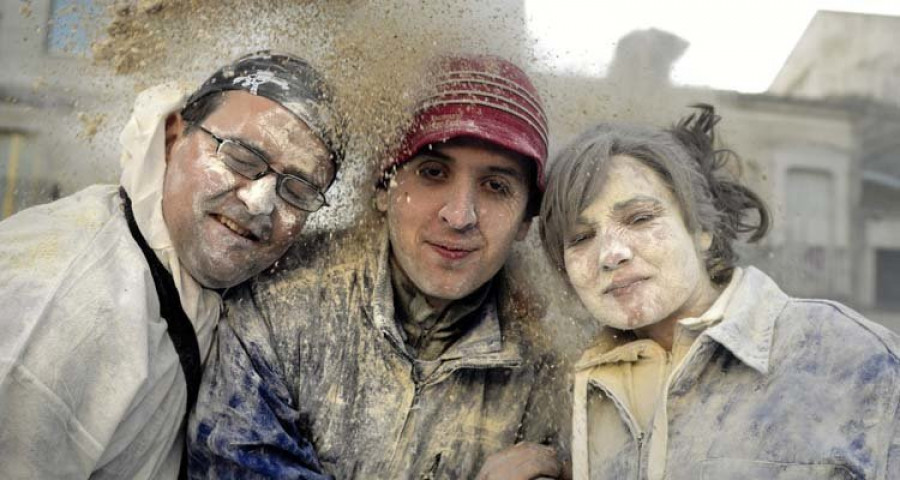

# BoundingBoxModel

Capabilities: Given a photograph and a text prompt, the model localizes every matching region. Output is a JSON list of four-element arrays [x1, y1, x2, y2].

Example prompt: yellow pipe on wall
[[3, 134, 23, 219]]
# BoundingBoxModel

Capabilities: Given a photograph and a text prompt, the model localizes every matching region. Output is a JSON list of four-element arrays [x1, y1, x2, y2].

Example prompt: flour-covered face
[[162, 91, 334, 289], [375, 144, 532, 306], [562, 155, 718, 331]]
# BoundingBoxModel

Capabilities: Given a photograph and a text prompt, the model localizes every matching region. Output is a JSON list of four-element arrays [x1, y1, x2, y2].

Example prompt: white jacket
[[0, 84, 220, 479]]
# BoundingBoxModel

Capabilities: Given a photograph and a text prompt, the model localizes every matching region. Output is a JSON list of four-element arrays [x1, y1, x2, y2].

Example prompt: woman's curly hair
[[668, 104, 770, 282], [540, 104, 770, 285]]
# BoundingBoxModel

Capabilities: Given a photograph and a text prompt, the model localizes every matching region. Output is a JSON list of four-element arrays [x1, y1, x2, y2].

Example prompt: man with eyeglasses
[[0, 52, 342, 479], [188, 55, 570, 479]]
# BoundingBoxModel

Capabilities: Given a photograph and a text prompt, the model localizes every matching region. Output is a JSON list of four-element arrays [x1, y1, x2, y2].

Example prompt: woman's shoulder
[[781, 295, 900, 363], [729, 267, 900, 378]]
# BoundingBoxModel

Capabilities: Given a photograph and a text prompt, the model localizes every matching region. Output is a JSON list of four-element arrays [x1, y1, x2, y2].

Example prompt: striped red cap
[[387, 55, 549, 191]]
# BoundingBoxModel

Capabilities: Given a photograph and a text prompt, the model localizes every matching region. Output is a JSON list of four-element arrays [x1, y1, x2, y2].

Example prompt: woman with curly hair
[[540, 105, 900, 479]]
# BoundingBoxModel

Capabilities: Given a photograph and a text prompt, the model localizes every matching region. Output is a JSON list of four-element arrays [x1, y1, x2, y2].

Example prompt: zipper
[[386, 355, 520, 471], [414, 319, 437, 355], [388, 377, 422, 474], [644, 334, 707, 480], [636, 431, 646, 480], [637, 351, 675, 480], [589, 380, 645, 478], [642, 346, 676, 480]]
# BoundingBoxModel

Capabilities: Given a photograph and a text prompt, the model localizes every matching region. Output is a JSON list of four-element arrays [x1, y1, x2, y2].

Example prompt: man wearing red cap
[[187, 55, 568, 479]]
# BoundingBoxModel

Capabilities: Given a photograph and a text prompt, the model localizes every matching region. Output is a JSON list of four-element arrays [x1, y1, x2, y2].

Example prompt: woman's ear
[[164, 113, 185, 162], [698, 230, 713, 252]]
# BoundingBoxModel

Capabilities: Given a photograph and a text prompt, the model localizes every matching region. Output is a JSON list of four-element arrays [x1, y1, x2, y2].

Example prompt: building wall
[[770, 11, 900, 106], [3, 2, 897, 329], [1, 0, 133, 219], [767, 10, 900, 326], [1, 0, 534, 222]]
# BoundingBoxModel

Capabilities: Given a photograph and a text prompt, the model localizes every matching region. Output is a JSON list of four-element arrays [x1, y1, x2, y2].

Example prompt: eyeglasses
[[191, 123, 329, 212]]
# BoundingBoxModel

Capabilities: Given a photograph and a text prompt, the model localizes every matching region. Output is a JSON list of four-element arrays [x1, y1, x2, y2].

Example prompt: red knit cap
[[386, 55, 549, 191]]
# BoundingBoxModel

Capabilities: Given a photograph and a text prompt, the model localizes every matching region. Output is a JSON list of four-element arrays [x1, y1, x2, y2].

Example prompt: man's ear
[[515, 217, 533, 242], [164, 113, 184, 162], [374, 187, 389, 213]]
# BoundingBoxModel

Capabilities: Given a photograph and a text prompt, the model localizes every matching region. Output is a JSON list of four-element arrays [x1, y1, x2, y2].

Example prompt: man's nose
[[236, 174, 277, 216], [599, 234, 633, 272], [438, 183, 478, 231]]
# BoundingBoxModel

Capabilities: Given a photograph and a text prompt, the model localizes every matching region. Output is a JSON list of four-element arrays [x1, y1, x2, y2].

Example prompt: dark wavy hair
[[540, 104, 770, 285]]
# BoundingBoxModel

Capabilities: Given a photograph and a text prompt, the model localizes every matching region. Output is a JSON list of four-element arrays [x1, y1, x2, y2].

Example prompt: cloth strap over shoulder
[[119, 187, 201, 478]]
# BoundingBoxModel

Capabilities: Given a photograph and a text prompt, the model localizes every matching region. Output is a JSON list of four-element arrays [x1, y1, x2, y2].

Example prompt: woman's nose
[[599, 236, 633, 272]]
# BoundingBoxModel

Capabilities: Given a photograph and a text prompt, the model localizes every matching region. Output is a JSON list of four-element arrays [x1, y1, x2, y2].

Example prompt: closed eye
[[628, 213, 656, 225], [566, 230, 595, 247], [222, 151, 259, 169]]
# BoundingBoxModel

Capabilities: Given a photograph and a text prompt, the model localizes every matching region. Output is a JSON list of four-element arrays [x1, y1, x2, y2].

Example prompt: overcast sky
[[526, 0, 900, 93]]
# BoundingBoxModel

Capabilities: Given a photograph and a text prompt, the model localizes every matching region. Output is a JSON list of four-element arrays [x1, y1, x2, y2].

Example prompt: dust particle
[[77, 112, 107, 141], [19, 1, 33, 18]]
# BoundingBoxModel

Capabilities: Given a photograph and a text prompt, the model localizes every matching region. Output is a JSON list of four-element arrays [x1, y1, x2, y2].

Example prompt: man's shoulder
[[250, 225, 381, 304], [223, 226, 383, 368], [0, 185, 136, 281], [495, 266, 561, 361], [0, 185, 121, 235], [267, 225, 378, 274], [0, 186, 165, 399]]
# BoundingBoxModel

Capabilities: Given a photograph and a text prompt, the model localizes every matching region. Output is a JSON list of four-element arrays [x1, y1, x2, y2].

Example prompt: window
[[47, 0, 102, 56], [785, 167, 836, 246], [0, 132, 52, 220], [1, 133, 27, 219], [876, 249, 900, 310]]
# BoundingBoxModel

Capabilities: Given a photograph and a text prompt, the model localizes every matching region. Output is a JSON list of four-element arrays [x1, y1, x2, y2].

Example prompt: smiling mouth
[[212, 214, 259, 242]]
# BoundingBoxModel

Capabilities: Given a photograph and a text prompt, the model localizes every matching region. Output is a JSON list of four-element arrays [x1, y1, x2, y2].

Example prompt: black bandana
[[185, 50, 344, 169]]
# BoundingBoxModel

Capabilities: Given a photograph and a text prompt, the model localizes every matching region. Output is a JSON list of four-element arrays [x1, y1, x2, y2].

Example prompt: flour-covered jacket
[[188, 226, 568, 479], [573, 266, 900, 480], [0, 84, 220, 479]]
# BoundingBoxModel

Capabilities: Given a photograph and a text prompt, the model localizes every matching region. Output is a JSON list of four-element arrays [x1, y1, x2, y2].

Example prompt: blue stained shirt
[[187, 315, 330, 480]]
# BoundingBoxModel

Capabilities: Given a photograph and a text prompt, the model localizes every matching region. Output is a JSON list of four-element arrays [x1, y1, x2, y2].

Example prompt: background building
[[535, 11, 900, 330], [2, 2, 897, 330], [0, 0, 126, 217], [770, 11, 900, 326]]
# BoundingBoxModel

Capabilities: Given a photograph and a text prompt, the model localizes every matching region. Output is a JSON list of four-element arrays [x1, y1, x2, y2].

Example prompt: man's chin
[[417, 278, 483, 303], [184, 259, 260, 290], [402, 261, 495, 304], [190, 272, 242, 290]]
